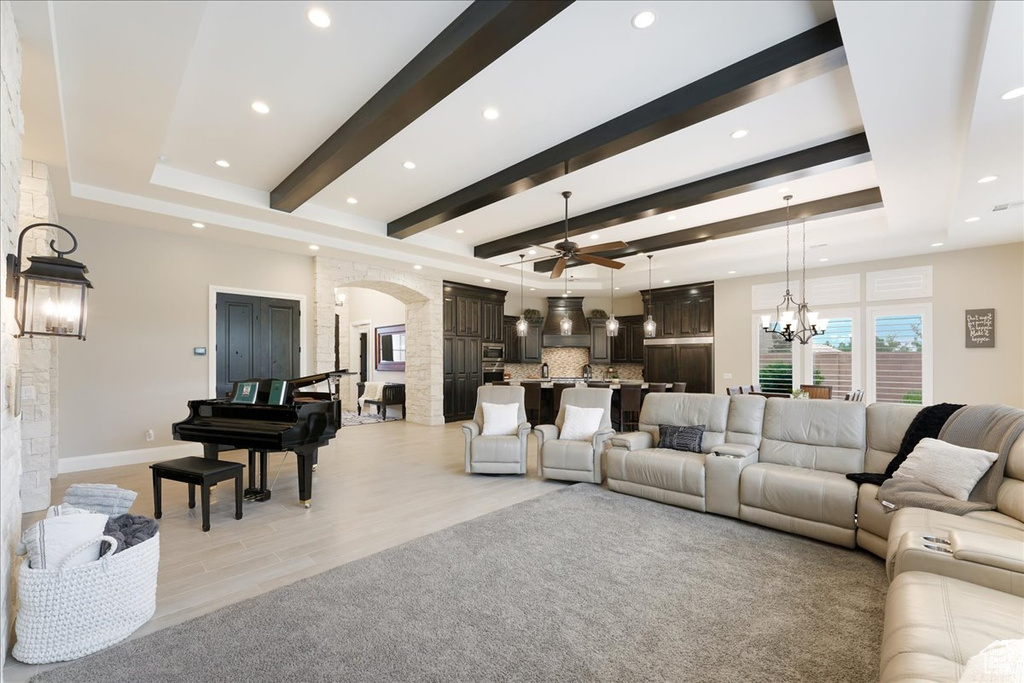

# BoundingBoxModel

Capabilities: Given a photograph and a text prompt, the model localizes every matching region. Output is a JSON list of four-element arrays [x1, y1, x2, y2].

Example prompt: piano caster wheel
[[302, 500, 311, 509], [312, 464, 318, 472]]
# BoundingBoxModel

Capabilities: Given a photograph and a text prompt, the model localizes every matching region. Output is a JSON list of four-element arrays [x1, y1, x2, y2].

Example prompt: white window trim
[[866, 303, 933, 405], [801, 307, 861, 395], [751, 314, 802, 393]]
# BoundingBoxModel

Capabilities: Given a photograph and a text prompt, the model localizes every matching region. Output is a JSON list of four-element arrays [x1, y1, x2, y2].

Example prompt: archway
[[314, 258, 444, 426]]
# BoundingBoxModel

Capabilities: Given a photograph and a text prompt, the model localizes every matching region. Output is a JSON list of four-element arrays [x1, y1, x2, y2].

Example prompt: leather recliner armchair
[[462, 385, 530, 475], [534, 387, 613, 483]]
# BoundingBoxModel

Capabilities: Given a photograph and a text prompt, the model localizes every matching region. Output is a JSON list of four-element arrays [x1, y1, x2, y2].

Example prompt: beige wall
[[57, 217, 316, 460], [714, 243, 1024, 407]]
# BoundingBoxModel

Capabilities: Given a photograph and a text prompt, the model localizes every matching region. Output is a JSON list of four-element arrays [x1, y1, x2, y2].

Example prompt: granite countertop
[[494, 379, 649, 389]]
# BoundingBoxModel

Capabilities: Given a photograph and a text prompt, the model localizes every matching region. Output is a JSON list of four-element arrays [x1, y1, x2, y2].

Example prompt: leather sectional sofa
[[602, 392, 1024, 682]]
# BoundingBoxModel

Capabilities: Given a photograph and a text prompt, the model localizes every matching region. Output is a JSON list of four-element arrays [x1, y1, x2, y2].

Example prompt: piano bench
[[150, 456, 245, 532]]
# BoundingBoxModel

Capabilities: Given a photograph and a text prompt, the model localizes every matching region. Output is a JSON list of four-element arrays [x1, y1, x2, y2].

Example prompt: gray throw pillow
[[658, 424, 705, 453]]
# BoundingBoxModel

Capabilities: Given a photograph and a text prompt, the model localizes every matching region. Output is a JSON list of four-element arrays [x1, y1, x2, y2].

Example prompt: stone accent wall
[[1, 0, 22, 661], [505, 346, 644, 381], [17, 160, 59, 512], [314, 257, 444, 425]]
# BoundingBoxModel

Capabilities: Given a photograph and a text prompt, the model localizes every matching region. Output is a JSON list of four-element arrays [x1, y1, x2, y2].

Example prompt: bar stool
[[523, 381, 542, 425], [587, 381, 610, 388], [619, 384, 643, 432], [647, 383, 668, 393], [150, 456, 244, 532], [550, 382, 574, 423], [671, 382, 687, 393]]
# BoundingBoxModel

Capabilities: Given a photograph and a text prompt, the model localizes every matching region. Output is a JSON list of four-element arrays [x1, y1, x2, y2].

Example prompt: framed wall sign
[[965, 309, 995, 348]]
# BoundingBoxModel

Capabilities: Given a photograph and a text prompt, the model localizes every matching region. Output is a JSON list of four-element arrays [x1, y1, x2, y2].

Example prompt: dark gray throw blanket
[[877, 404, 1024, 515], [100, 514, 159, 555], [846, 402, 964, 486]]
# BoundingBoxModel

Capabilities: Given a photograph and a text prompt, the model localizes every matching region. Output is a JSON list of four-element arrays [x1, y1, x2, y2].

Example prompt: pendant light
[[559, 270, 572, 335], [643, 254, 657, 338], [515, 254, 529, 337], [606, 267, 619, 337], [761, 195, 828, 344]]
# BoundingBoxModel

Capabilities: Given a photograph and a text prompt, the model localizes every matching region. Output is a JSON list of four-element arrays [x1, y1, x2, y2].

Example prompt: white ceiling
[[11, 0, 1023, 296]]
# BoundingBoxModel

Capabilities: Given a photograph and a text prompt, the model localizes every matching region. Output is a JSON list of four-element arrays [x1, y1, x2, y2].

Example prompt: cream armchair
[[534, 387, 614, 483], [462, 385, 530, 475]]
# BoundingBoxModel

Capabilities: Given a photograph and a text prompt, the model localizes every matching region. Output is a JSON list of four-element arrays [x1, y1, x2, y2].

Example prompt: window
[[755, 323, 797, 393], [811, 316, 855, 397], [868, 305, 932, 405]]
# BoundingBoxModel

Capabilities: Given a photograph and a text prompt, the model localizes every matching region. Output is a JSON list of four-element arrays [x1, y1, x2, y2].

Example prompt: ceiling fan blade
[[576, 253, 626, 269], [499, 255, 554, 267], [550, 257, 567, 279], [577, 241, 628, 254], [530, 243, 562, 253]]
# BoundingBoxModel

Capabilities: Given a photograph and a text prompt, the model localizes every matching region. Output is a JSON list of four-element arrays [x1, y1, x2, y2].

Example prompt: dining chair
[[646, 383, 667, 393], [587, 381, 611, 388], [749, 385, 761, 393], [726, 386, 743, 396], [739, 386, 751, 394], [492, 381, 510, 386], [671, 382, 687, 393], [522, 381, 542, 425], [800, 384, 833, 400], [619, 384, 643, 431]]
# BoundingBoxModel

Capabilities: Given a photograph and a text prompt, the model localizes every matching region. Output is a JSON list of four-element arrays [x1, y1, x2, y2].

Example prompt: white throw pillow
[[892, 437, 999, 501], [559, 405, 605, 441], [481, 402, 520, 436], [19, 508, 109, 569]]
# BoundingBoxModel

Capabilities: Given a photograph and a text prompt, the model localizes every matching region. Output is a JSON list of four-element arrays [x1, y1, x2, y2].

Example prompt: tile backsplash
[[505, 347, 643, 381]]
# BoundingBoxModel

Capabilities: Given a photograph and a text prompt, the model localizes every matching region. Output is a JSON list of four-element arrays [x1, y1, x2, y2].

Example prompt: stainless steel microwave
[[482, 343, 505, 361]]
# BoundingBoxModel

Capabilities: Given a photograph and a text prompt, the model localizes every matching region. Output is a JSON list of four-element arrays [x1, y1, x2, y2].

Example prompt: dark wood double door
[[644, 344, 713, 394], [216, 293, 300, 397]]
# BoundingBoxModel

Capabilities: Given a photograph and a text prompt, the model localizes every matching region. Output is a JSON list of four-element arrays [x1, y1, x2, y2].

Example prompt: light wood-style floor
[[3, 421, 565, 681]]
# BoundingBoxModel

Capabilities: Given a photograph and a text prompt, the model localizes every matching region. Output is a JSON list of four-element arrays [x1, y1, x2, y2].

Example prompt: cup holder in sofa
[[923, 543, 954, 554], [922, 536, 950, 545]]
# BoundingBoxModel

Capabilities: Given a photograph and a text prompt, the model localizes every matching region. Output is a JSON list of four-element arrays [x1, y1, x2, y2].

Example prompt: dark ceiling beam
[[388, 18, 847, 239], [474, 133, 870, 259], [269, 0, 574, 213], [531, 188, 884, 273]]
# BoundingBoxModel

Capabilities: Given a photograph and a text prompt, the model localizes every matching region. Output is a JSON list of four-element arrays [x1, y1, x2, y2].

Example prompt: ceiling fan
[[506, 191, 629, 279]]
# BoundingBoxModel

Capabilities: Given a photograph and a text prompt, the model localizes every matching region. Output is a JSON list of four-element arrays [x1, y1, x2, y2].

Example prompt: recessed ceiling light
[[529, 288, 536, 291], [590, 233, 600, 240], [1001, 86, 1024, 100], [978, 175, 998, 183], [215, 159, 230, 168], [931, 242, 944, 247], [403, 161, 416, 170], [191, 222, 205, 229], [819, 257, 829, 262], [307, 8, 331, 28], [562, 292, 568, 297], [777, 187, 790, 194], [667, 215, 676, 221], [482, 107, 500, 120], [483, 278, 491, 283], [346, 197, 358, 204], [251, 101, 270, 115], [632, 10, 656, 29], [662, 279, 671, 284], [528, 249, 536, 255], [614, 287, 620, 290], [728, 270, 736, 275], [965, 216, 980, 223], [456, 229, 464, 234], [309, 244, 320, 251], [567, 290, 572, 294], [413, 265, 422, 270], [730, 129, 749, 139]]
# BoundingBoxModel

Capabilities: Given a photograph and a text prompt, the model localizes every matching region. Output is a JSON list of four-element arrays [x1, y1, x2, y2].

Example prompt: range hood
[[542, 296, 590, 348]]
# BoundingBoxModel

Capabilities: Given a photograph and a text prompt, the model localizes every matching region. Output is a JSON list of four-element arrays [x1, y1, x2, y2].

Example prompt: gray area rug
[[340, 410, 396, 426], [31, 485, 887, 683]]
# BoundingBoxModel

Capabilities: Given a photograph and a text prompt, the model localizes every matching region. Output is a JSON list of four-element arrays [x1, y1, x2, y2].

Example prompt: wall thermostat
[[194, 347, 207, 356]]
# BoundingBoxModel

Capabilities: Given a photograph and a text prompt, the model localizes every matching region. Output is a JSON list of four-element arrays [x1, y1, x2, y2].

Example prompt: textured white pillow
[[892, 437, 999, 501], [19, 508, 109, 569], [481, 402, 520, 436], [559, 405, 605, 441]]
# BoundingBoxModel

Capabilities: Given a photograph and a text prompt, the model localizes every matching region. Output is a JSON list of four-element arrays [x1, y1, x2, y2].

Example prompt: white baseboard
[[59, 443, 202, 474]]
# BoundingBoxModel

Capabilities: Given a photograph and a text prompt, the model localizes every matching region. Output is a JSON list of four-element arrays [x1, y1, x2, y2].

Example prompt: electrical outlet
[[145, 429, 154, 442]]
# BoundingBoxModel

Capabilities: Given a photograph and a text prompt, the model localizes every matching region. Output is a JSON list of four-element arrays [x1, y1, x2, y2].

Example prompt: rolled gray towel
[[64, 483, 138, 517], [101, 514, 159, 555]]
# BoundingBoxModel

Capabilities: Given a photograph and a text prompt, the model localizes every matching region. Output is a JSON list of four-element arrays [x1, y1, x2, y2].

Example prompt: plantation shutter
[[757, 327, 794, 393], [873, 314, 923, 404], [812, 318, 854, 397]]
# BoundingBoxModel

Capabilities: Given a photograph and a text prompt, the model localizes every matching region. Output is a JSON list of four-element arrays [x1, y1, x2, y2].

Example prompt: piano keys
[[171, 372, 345, 508]]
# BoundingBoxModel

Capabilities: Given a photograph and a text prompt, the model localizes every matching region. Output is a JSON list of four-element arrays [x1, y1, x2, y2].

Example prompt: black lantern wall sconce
[[5, 223, 92, 340]]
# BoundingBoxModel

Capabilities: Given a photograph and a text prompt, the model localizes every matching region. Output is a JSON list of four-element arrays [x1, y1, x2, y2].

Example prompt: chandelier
[[643, 254, 656, 337], [761, 195, 828, 344]]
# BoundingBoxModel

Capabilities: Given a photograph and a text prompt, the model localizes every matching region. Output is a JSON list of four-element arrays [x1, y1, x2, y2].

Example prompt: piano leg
[[244, 449, 272, 502], [295, 446, 316, 508]]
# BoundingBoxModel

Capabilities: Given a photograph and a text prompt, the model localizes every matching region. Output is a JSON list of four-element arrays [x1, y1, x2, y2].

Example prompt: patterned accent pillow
[[658, 424, 705, 453]]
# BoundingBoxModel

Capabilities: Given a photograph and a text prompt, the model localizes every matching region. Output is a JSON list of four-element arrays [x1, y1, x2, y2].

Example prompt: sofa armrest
[[533, 424, 559, 450], [950, 530, 1024, 574], [609, 432, 653, 451], [705, 446, 759, 519], [517, 422, 532, 440], [592, 429, 615, 451], [462, 421, 481, 440], [711, 444, 759, 459]]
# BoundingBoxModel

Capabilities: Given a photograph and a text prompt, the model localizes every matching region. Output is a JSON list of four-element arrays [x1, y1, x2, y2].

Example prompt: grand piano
[[172, 372, 344, 508]]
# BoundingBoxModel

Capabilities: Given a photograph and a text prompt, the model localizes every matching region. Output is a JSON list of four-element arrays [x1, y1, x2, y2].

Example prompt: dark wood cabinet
[[443, 282, 506, 422], [589, 319, 611, 363], [503, 316, 520, 363], [611, 316, 645, 364], [641, 282, 714, 338], [644, 343, 713, 393], [696, 296, 714, 335], [522, 323, 542, 363]]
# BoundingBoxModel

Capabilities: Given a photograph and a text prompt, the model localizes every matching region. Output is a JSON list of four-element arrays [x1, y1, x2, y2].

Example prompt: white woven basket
[[13, 532, 160, 664]]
